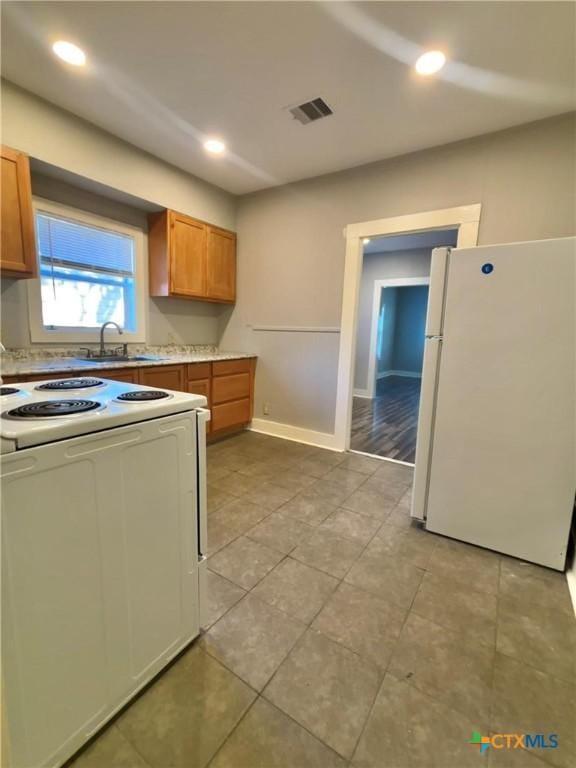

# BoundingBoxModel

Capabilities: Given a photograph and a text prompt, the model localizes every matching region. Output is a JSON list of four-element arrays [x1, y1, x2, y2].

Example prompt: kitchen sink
[[76, 355, 166, 364]]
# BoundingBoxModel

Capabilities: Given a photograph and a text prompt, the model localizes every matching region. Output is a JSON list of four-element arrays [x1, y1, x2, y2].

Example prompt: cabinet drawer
[[187, 362, 211, 380], [211, 398, 251, 432], [186, 378, 210, 402], [212, 373, 250, 404], [212, 358, 252, 376], [138, 365, 185, 391], [101, 368, 139, 384]]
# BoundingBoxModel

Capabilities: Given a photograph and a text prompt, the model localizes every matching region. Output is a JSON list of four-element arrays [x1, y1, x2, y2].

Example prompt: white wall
[[220, 113, 576, 436]]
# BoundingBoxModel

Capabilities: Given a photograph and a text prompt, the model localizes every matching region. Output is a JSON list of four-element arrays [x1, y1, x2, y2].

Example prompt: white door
[[425, 238, 575, 569]]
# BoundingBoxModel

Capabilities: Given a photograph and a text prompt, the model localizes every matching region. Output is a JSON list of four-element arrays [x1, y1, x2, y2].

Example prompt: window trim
[[28, 197, 148, 344]]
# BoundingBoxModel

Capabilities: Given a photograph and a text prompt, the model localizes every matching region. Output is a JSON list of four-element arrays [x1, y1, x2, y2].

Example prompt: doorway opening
[[335, 204, 482, 456], [350, 230, 458, 462], [350, 278, 428, 462]]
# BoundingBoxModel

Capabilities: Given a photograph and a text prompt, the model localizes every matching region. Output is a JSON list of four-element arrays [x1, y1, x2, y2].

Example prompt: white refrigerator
[[411, 237, 575, 570]]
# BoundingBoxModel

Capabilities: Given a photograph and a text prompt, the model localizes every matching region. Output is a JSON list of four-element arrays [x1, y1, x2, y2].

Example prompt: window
[[28, 199, 146, 343]]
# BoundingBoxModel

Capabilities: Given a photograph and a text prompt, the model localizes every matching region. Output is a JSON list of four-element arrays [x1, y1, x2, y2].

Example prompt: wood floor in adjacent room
[[351, 375, 421, 463]]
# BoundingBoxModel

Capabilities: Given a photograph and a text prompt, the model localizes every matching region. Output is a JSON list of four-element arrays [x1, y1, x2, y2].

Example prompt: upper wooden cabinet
[[170, 213, 207, 297], [148, 210, 236, 303], [206, 226, 236, 302], [1, 146, 37, 279]]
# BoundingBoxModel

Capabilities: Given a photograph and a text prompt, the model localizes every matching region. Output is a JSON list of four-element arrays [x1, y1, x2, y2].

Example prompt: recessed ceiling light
[[363, 238, 371, 245], [204, 138, 226, 155], [415, 50, 446, 76], [52, 40, 86, 67]]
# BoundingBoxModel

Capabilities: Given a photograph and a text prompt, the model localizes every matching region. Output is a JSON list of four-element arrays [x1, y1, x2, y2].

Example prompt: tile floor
[[70, 431, 575, 768]]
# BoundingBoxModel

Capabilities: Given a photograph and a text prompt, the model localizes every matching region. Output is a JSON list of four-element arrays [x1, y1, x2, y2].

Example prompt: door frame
[[335, 204, 481, 451], [364, 277, 430, 400]]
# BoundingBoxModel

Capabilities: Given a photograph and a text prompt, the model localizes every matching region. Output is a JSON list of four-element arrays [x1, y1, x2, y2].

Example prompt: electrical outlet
[[263, 402, 270, 416]]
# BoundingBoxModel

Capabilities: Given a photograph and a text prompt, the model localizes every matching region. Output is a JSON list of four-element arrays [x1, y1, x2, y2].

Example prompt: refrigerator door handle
[[425, 248, 450, 336], [411, 337, 442, 521]]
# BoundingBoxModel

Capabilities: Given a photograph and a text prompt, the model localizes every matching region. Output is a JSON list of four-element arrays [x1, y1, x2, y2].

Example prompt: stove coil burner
[[117, 390, 171, 402], [37, 378, 105, 391], [6, 400, 102, 418], [0, 387, 20, 396]]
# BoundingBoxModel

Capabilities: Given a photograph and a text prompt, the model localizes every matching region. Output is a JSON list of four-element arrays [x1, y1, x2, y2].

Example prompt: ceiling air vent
[[288, 97, 333, 125]]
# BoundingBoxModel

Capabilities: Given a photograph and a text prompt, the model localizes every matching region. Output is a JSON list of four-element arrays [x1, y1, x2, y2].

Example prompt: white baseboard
[[250, 418, 342, 451], [353, 388, 372, 399], [378, 370, 422, 379]]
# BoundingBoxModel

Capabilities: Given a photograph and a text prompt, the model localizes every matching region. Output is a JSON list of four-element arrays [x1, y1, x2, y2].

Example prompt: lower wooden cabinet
[[211, 398, 251, 432], [186, 378, 210, 401], [187, 363, 211, 380], [186, 378, 212, 434], [102, 368, 139, 384], [5, 358, 256, 437], [212, 372, 250, 404], [210, 358, 255, 436], [139, 365, 185, 391]]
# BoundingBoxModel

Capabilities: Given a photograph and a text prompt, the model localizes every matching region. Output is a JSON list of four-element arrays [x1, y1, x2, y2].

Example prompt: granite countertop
[[1, 346, 256, 377]]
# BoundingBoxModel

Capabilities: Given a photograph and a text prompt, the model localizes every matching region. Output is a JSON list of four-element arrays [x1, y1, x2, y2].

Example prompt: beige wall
[[1, 81, 236, 230], [220, 113, 576, 435]]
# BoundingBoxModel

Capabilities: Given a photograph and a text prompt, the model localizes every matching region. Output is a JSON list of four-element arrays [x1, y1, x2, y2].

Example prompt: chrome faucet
[[99, 321, 123, 357]]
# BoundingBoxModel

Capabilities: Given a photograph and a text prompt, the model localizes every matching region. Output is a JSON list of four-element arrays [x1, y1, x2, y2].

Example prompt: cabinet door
[[211, 399, 251, 432], [206, 226, 236, 302], [187, 379, 211, 433], [1, 146, 37, 277], [139, 365, 185, 391], [186, 378, 210, 402], [169, 213, 206, 297]]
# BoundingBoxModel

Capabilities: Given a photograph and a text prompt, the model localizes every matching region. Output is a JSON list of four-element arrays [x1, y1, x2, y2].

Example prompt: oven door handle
[[195, 408, 210, 559]]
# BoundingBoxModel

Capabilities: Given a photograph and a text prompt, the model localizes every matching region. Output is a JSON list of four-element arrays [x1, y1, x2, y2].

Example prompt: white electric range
[[1, 376, 210, 768]]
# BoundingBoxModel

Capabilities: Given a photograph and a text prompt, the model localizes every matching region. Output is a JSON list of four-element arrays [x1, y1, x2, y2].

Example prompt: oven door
[[1, 411, 201, 768]]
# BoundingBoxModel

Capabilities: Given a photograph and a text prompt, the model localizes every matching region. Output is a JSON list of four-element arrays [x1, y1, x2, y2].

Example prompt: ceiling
[[2, 2, 574, 195]]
